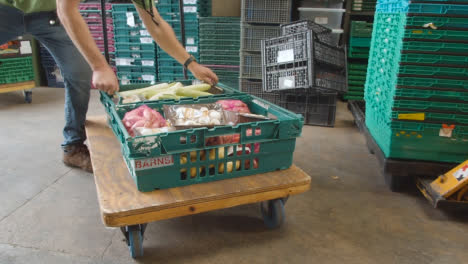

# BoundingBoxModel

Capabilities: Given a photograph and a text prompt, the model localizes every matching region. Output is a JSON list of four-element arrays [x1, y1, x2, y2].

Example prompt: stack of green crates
[[0, 57, 35, 85], [348, 20, 373, 59], [112, 4, 157, 85], [345, 20, 373, 100], [199, 17, 240, 89], [197, 0, 212, 17], [344, 63, 367, 100], [352, 0, 377, 12], [365, 1, 468, 163], [156, 0, 200, 81]]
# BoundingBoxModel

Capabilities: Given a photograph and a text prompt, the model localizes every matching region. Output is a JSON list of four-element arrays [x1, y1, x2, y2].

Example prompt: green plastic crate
[[115, 43, 156, 51], [392, 110, 468, 124], [393, 99, 468, 113], [400, 53, 468, 66], [117, 72, 157, 85], [102, 93, 303, 191], [402, 40, 468, 53], [113, 58, 156, 67], [348, 46, 370, 58], [349, 75, 367, 81], [115, 49, 156, 59], [350, 21, 373, 38], [404, 28, 468, 41], [348, 69, 367, 76], [350, 37, 372, 48], [349, 63, 368, 70], [395, 87, 468, 102], [101, 81, 246, 110], [405, 15, 468, 28], [0, 57, 35, 84], [349, 79, 366, 86], [116, 65, 156, 73], [367, 115, 468, 163], [348, 85, 365, 91], [399, 64, 468, 78], [397, 77, 468, 90]]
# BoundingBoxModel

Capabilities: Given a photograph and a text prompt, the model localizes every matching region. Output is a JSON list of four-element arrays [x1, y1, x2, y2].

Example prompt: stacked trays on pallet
[[345, 20, 374, 100], [155, 0, 200, 82], [0, 38, 35, 85], [261, 20, 347, 127], [112, 4, 157, 85], [239, 0, 291, 104], [365, 0, 468, 163], [199, 17, 240, 89]]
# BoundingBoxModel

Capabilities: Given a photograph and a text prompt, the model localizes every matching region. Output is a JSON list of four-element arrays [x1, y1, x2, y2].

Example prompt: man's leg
[[0, 4, 25, 45], [25, 11, 93, 172]]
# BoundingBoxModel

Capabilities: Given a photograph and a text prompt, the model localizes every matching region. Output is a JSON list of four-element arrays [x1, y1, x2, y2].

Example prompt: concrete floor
[[0, 87, 467, 264]]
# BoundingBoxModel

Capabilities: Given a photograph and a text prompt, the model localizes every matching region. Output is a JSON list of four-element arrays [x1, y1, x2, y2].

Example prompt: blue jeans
[[0, 4, 92, 147]]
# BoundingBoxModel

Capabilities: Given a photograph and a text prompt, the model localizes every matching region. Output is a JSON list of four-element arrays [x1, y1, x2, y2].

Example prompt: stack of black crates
[[261, 20, 347, 127], [239, 0, 292, 104]]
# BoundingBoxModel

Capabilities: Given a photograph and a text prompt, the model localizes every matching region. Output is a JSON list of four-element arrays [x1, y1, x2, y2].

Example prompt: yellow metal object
[[430, 160, 468, 199], [0, 81, 35, 94]]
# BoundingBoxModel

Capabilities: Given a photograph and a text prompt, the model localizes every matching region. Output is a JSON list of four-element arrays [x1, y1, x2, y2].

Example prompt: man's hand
[[92, 66, 119, 95], [188, 62, 219, 85]]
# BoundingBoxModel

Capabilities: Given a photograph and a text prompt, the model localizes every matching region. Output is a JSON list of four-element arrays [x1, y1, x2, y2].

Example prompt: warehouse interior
[[1, 0, 468, 263]]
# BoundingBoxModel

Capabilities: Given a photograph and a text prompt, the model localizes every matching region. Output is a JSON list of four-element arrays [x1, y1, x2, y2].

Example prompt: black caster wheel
[[260, 199, 285, 229], [121, 224, 147, 258], [23, 90, 32, 104]]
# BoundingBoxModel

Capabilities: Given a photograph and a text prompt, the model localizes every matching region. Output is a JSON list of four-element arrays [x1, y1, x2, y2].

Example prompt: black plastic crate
[[263, 65, 346, 93], [278, 89, 337, 127], [280, 20, 333, 45], [262, 30, 345, 69]]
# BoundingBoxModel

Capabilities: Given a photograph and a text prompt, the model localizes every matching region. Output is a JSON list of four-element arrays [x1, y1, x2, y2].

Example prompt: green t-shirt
[[0, 0, 153, 14], [132, 0, 154, 11], [0, 0, 56, 13]]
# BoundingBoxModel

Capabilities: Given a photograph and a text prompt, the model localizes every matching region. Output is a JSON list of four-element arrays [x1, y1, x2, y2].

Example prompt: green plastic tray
[[0, 57, 35, 84], [102, 93, 303, 191], [399, 64, 468, 78], [365, 112, 468, 163], [404, 28, 468, 41], [392, 110, 468, 124], [405, 15, 468, 29], [400, 53, 468, 66], [395, 87, 468, 102]]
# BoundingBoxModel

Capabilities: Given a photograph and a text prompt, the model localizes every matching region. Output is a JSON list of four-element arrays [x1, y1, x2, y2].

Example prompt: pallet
[[348, 101, 458, 192]]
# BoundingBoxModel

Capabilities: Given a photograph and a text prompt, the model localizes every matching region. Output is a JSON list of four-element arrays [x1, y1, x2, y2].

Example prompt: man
[[0, 0, 218, 173]]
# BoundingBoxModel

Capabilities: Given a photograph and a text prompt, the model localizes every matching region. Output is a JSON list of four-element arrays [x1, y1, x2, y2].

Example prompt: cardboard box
[[212, 0, 241, 17]]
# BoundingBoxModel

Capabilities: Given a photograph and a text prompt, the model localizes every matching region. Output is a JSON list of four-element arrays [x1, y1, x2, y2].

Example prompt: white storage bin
[[297, 8, 345, 30], [299, 0, 344, 9]]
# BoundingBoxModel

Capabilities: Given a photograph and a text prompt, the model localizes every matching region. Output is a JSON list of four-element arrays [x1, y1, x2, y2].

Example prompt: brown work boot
[[63, 144, 93, 173]]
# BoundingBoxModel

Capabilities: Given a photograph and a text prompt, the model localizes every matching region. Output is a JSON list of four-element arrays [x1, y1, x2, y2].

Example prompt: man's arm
[[56, 0, 118, 94], [134, 4, 218, 85]]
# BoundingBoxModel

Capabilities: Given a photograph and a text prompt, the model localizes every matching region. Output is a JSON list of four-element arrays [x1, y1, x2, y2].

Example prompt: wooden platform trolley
[[86, 116, 311, 258], [0, 81, 34, 103]]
